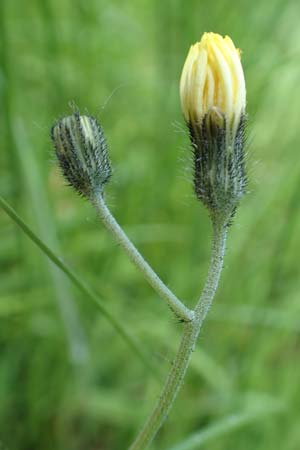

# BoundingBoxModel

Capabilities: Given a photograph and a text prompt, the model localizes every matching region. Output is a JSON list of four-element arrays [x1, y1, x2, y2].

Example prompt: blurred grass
[[1, 0, 300, 449], [0, 195, 160, 380]]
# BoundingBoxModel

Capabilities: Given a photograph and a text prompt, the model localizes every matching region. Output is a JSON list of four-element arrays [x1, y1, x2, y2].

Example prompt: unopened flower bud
[[51, 113, 111, 199], [180, 32, 247, 221]]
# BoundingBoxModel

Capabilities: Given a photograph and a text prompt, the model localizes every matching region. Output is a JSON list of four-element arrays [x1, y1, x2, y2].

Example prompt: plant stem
[[92, 193, 193, 322], [128, 219, 228, 450]]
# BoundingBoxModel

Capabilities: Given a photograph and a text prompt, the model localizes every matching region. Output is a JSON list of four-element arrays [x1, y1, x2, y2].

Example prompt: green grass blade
[[165, 400, 283, 450], [14, 118, 89, 366], [0, 194, 159, 380]]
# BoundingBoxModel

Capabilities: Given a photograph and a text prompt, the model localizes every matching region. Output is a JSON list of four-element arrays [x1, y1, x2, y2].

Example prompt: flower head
[[180, 32, 246, 134], [180, 33, 247, 222], [51, 113, 111, 199]]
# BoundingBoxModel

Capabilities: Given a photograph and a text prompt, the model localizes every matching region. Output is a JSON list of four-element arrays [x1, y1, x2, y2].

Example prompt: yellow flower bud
[[180, 32, 246, 133], [180, 33, 247, 222]]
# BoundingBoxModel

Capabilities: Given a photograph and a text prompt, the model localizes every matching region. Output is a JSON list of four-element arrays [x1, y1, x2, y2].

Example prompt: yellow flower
[[180, 32, 246, 133]]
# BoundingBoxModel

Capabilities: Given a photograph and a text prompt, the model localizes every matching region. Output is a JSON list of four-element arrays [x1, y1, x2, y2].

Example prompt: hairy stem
[[128, 219, 228, 450], [92, 193, 193, 322]]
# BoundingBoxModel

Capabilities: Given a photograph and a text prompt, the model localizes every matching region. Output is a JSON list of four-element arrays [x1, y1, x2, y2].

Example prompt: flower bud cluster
[[51, 32, 247, 224]]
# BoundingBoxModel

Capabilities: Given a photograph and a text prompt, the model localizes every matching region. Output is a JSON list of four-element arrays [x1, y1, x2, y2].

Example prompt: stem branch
[[93, 193, 193, 322]]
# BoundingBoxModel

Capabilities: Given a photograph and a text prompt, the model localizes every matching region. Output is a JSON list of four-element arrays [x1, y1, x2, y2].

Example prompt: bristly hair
[[188, 112, 247, 224], [51, 112, 111, 199]]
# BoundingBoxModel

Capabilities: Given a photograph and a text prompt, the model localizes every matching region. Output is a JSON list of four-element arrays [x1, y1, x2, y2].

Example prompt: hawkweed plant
[[51, 32, 247, 450]]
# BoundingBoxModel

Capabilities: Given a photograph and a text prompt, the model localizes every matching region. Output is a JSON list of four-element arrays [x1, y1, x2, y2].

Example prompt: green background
[[1, 0, 300, 449]]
